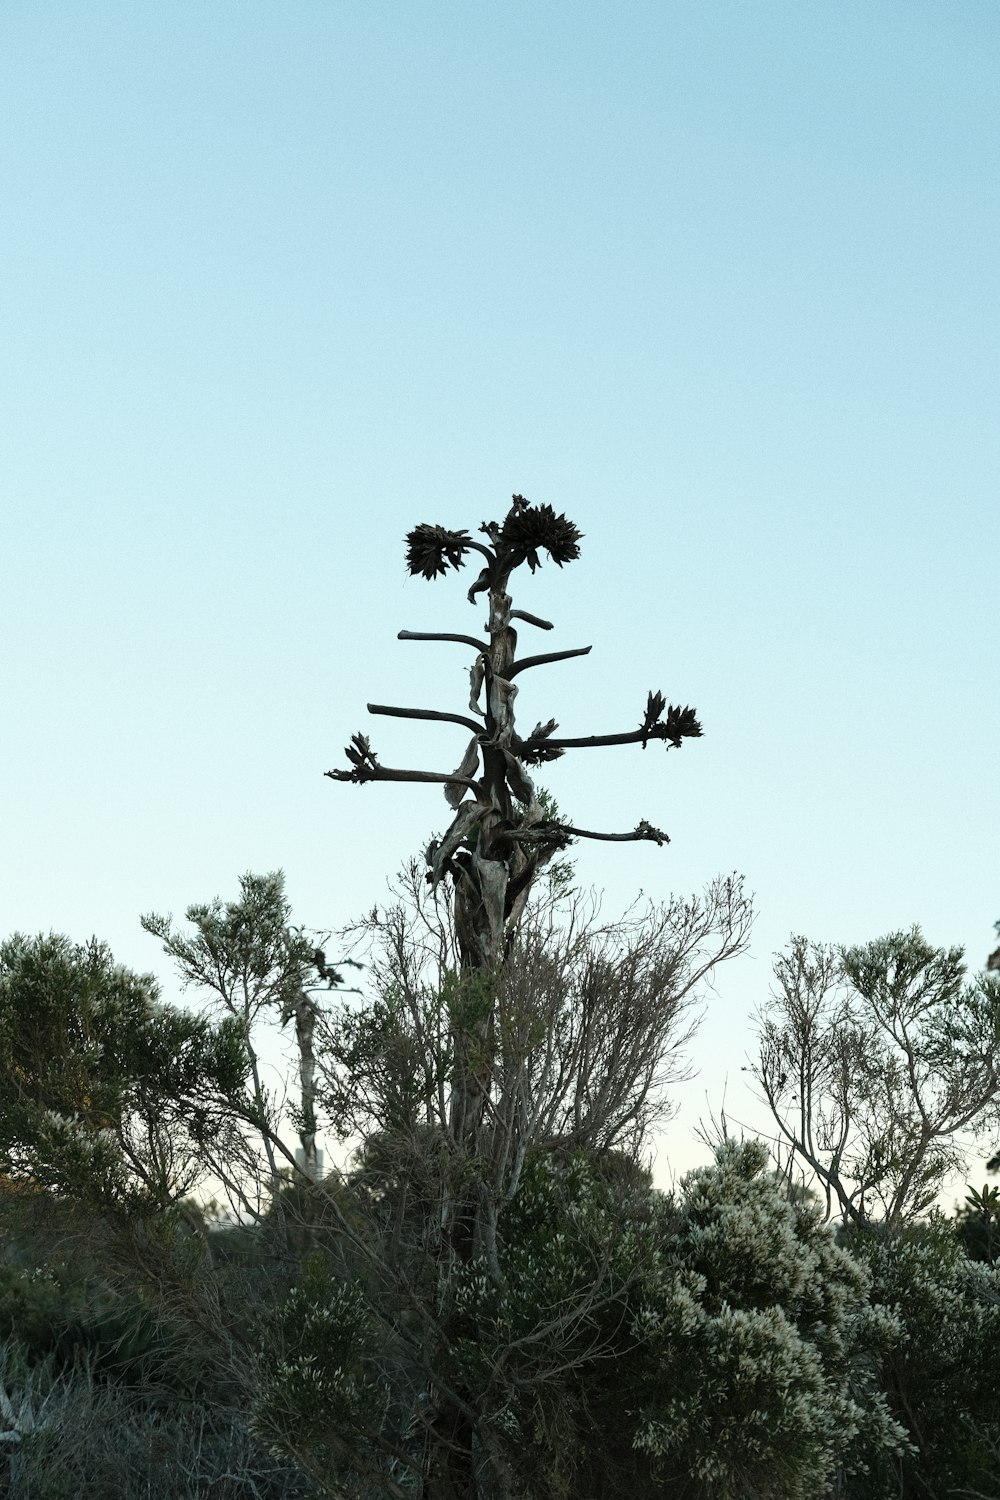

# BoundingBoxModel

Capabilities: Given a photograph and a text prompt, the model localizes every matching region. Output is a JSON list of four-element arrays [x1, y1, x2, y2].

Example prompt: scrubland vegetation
[[3, 880, 998, 1499], [4, 501, 998, 1497]]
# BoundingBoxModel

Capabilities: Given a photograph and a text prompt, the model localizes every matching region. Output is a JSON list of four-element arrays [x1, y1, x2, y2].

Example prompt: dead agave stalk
[[327, 494, 702, 1155]]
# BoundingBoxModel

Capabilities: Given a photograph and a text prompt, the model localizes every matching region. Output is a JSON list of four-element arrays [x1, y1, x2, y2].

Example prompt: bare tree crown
[[327, 495, 702, 976]]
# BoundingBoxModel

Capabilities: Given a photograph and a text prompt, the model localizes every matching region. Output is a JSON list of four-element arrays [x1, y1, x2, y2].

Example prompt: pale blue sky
[[2, 2, 998, 1182]]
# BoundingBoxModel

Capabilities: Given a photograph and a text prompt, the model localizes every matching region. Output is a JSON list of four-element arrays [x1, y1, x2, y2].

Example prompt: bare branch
[[542, 730, 654, 750], [507, 646, 592, 678], [509, 609, 554, 630], [368, 703, 484, 735], [560, 820, 670, 847], [398, 629, 487, 652], [531, 717, 702, 753], [327, 732, 482, 790], [325, 765, 481, 790], [322, 495, 716, 1494]]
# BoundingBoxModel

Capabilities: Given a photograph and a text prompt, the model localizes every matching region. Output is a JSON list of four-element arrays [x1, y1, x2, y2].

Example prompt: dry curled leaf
[[405, 524, 472, 580]]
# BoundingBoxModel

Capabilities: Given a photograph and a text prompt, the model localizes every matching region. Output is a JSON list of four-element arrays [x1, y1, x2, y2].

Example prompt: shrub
[[842, 1220, 1000, 1497], [631, 1141, 910, 1499]]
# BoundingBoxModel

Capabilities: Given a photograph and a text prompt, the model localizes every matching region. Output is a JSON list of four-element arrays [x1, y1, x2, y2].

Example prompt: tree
[[320, 494, 748, 1498], [1, 499, 756, 1500], [326, 495, 703, 1184], [0, 931, 248, 1212], [142, 872, 359, 1220], [753, 928, 1000, 1231], [327, 858, 750, 1207], [0, 920, 345, 1498], [954, 1180, 1000, 1265], [327, 496, 703, 1163]]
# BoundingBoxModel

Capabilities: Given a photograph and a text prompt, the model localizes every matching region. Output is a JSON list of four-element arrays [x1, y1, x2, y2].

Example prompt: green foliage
[[255, 1252, 384, 1489], [321, 981, 453, 1140], [0, 932, 249, 1208], [15, 879, 1000, 1500], [758, 927, 1000, 1229], [842, 1219, 1000, 1497], [954, 1181, 1000, 1264], [142, 870, 315, 1024], [258, 1167, 368, 1264], [630, 1141, 909, 1499], [0, 1260, 70, 1366], [534, 787, 576, 899], [455, 1148, 648, 1352], [0, 1341, 321, 1500], [344, 1139, 911, 1500], [416, 1146, 662, 1498], [0, 1198, 230, 1398], [442, 968, 495, 1031], [143, 870, 334, 1219]]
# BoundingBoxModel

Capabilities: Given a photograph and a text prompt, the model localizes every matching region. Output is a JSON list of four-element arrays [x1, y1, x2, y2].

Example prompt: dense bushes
[[842, 1221, 1000, 1498], [4, 912, 1000, 1497], [0, 1225, 325, 1499], [5, 1139, 1000, 1497], [630, 1141, 910, 1499]]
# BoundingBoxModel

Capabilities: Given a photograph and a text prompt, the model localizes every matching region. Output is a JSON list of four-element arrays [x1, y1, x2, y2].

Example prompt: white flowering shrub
[[842, 1221, 1000, 1497], [378, 1141, 911, 1499], [631, 1141, 910, 1499], [255, 1253, 385, 1489]]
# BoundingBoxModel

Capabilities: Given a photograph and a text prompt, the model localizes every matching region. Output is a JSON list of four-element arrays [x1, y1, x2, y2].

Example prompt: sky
[[2, 2, 998, 1191]]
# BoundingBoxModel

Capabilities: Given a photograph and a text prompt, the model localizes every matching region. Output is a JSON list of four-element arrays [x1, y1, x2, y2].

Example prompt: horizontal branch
[[367, 703, 484, 734], [506, 645, 592, 679], [564, 820, 669, 846], [507, 818, 669, 848], [398, 630, 487, 652], [533, 725, 688, 751], [509, 608, 554, 631], [325, 765, 481, 790], [524, 700, 701, 752]]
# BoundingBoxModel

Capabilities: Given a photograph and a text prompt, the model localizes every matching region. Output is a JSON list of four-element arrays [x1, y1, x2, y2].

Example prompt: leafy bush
[[630, 1141, 909, 1499], [255, 1251, 386, 1492], [842, 1219, 1000, 1498], [0, 932, 248, 1210]]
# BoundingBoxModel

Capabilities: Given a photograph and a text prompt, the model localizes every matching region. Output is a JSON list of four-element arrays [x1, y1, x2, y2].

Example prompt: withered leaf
[[469, 656, 486, 713], [502, 749, 536, 806], [500, 498, 583, 570], [405, 524, 472, 580], [444, 737, 480, 808]]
